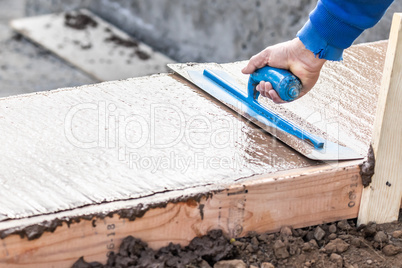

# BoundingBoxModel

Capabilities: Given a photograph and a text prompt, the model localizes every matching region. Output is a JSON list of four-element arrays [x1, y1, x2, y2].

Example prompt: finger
[[256, 82, 272, 99], [256, 82, 262, 92], [262, 90, 271, 99], [257, 81, 266, 92], [263, 81, 273, 92], [262, 81, 272, 99], [268, 89, 287, 104], [242, 52, 268, 74], [257, 84, 266, 97], [258, 82, 266, 97]]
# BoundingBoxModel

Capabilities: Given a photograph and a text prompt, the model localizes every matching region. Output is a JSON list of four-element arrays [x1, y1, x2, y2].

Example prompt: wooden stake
[[358, 13, 402, 225]]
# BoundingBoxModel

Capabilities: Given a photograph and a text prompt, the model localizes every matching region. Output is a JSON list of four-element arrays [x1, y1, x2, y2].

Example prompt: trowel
[[171, 65, 363, 161]]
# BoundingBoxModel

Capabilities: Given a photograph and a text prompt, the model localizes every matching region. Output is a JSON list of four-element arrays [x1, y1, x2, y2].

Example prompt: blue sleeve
[[297, 0, 394, 61]]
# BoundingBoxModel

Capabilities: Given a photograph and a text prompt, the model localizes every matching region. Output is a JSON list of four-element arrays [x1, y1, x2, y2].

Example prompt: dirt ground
[[73, 215, 402, 268]]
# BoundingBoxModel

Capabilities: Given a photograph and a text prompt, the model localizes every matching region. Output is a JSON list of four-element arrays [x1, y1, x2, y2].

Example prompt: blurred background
[[0, 0, 401, 97]]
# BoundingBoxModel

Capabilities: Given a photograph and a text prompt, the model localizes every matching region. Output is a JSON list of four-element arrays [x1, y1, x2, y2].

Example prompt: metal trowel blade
[[185, 69, 363, 161]]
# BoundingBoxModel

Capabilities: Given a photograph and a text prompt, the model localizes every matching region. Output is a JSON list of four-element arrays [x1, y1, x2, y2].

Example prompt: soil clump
[[73, 219, 402, 268]]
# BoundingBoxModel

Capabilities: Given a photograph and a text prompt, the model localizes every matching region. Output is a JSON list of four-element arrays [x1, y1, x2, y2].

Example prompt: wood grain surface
[[358, 13, 402, 225], [0, 161, 362, 267]]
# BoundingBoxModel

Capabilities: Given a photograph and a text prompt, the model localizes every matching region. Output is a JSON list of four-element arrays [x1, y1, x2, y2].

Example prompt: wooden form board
[[0, 40, 388, 266], [358, 13, 402, 225], [10, 9, 174, 81], [0, 161, 362, 267]]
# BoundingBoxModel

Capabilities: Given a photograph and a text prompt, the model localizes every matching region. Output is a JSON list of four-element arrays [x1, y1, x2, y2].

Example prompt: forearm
[[297, 0, 394, 60]]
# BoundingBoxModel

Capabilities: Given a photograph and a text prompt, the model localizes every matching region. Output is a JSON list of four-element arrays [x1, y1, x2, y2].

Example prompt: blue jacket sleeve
[[297, 0, 394, 61]]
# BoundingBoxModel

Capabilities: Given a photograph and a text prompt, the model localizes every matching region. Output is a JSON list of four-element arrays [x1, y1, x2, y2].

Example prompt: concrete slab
[[0, 73, 315, 222], [11, 9, 175, 81]]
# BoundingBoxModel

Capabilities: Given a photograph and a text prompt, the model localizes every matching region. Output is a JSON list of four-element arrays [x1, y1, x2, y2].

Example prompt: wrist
[[291, 38, 327, 71], [297, 20, 344, 61]]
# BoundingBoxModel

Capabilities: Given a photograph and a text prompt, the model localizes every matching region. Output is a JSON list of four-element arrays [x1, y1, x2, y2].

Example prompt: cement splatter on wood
[[0, 190, 215, 240], [360, 145, 376, 187], [0, 160, 364, 266], [10, 9, 174, 81]]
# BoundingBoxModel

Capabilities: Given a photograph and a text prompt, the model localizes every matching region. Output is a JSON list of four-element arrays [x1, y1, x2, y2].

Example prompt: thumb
[[241, 50, 269, 74]]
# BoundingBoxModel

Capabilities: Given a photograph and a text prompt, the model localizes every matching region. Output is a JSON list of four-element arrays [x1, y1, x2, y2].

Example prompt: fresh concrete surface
[[0, 72, 311, 221], [25, 0, 402, 63], [0, 0, 95, 98]]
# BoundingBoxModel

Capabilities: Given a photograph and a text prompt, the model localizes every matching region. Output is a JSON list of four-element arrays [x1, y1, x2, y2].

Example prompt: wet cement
[[65, 10, 150, 61], [170, 40, 387, 158], [135, 50, 150, 60], [105, 34, 138, 48], [0, 73, 315, 232], [0, 191, 214, 240], [360, 145, 376, 187], [72, 219, 402, 268], [73, 229, 234, 268], [104, 33, 150, 60]]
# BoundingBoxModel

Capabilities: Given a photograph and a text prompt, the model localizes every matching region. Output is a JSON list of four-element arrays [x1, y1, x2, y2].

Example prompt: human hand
[[242, 38, 326, 103]]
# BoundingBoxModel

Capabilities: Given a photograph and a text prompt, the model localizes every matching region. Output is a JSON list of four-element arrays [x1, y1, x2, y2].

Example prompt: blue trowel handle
[[203, 69, 324, 149], [248, 66, 302, 102]]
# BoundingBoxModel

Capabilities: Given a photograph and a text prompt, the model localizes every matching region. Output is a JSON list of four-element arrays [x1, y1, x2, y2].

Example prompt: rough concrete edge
[[0, 185, 222, 241], [0, 156, 364, 241]]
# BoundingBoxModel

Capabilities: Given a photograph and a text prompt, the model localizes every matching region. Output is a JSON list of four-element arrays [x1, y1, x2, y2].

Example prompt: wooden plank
[[358, 13, 402, 225], [10, 9, 174, 81], [0, 161, 362, 268]]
